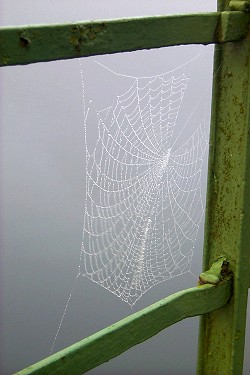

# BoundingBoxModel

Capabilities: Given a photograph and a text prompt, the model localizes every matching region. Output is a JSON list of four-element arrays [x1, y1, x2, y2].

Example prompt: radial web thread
[[79, 66, 208, 306]]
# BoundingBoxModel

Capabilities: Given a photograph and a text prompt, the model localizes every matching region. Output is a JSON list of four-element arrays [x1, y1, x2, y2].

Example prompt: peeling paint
[[70, 23, 108, 53]]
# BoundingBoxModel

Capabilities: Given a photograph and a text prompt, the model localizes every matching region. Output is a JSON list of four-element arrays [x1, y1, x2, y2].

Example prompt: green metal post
[[197, 1, 250, 374], [1, 5, 249, 375]]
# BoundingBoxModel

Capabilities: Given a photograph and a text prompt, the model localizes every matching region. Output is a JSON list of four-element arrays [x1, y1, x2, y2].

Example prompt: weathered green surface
[[15, 280, 232, 375], [229, 0, 250, 11], [197, 1, 250, 374], [1, 5, 249, 375], [0, 11, 249, 67]]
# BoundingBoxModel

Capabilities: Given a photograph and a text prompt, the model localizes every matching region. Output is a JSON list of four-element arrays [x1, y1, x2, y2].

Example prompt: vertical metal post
[[197, 1, 250, 374]]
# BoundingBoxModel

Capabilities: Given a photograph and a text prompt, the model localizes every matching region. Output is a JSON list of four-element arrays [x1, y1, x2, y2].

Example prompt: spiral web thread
[[79, 65, 208, 306]]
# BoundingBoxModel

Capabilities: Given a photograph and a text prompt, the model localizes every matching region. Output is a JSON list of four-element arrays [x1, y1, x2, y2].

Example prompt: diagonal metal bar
[[15, 277, 232, 375], [0, 11, 249, 67]]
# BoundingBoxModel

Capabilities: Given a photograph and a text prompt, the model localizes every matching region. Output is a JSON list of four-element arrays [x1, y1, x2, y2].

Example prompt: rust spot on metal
[[224, 71, 233, 79], [231, 94, 245, 115], [20, 36, 30, 48], [235, 329, 241, 339], [70, 23, 108, 53], [2, 56, 10, 65]]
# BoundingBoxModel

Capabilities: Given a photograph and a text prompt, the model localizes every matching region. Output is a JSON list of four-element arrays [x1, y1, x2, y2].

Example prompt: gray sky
[[1, 1, 249, 374]]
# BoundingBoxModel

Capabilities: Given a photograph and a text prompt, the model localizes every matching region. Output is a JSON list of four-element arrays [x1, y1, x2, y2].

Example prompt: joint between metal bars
[[229, 1, 250, 12]]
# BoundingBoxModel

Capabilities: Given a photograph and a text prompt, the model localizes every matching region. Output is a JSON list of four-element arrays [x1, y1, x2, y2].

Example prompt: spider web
[[79, 63, 208, 306]]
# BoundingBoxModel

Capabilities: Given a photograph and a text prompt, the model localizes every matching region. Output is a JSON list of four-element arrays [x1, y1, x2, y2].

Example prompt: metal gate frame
[[1, 1, 249, 374]]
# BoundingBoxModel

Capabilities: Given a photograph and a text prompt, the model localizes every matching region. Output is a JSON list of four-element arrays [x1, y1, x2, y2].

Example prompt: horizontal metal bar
[[15, 279, 232, 375], [0, 11, 249, 67]]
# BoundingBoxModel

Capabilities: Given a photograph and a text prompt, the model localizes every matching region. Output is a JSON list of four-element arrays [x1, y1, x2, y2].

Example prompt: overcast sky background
[[1, 1, 249, 375]]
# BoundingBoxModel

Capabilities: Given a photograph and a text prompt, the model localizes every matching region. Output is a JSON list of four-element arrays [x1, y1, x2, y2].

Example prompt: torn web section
[[79, 45, 212, 306]]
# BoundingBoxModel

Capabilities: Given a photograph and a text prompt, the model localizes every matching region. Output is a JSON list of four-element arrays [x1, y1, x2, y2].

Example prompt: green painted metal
[[15, 275, 232, 375], [229, 0, 250, 11], [197, 1, 250, 374], [0, 11, 249, 67], [1, 5, 249, 375]]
